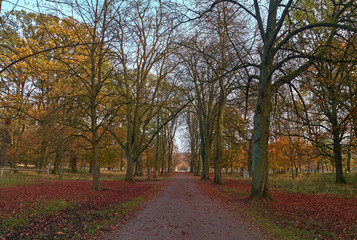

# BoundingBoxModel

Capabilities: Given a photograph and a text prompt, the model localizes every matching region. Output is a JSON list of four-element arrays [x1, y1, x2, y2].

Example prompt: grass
[[241, 202, 339, 240], [269, 172, 357, 197], [84, 197, 142, 238], [0, 168, 167, 238], [223, 172, 357, 197], [216, 172, 357, 239], [1, 199, 74, 232], [234, 203, 316, 240], [58, 169, 127, 181], [0, 175, 164, 239], [0, 169, 127, 187], [0, 172, 45, 186], [0, 169, 168, 187], [1, 197, 144, 239]]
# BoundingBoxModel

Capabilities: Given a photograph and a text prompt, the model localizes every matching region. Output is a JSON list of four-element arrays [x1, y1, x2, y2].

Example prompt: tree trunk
[[146, 149, 150, 180], [194, 148, 200, 176], [59, 157, 63, 180], [154, 113, 160, 178], [134, 154, 143, 176], [347, 134, 352, 173], [38, 139, 47, 171], [347, 148, 351, 174], [161, 134, 166, 176], [201, 138, 210, 179], [250, 75, 272, 200], [53, 142, 63, 179], [125, 153, 135, 183], [0, 127, 10, 167], [91, 101, 101, 190], [333, 131, 345, 183], [92, 137, 101, 190], [197, 152, 202, 176], [190, 151, 194, 173], [295, 167, 298, 178], [315, 162, 320, 173], [70, 150, 78, 173], [213, 96, 224, 184], [52, 149, 60, 175], [290, 153, 295, 180], [247, 138, 253, 177], [120, 148, 124, 171], [167, 141, 173, 173]]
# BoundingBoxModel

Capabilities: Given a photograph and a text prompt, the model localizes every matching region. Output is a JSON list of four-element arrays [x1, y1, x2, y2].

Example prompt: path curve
[[105, 173, 265, 240]]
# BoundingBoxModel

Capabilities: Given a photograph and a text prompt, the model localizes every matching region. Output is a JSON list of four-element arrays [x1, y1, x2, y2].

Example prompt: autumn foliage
[[0, 179, 164, 239], [198, 178, 357, 239]]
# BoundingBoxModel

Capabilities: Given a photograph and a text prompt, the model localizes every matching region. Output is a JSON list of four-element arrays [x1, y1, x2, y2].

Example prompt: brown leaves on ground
[[198, 178, 357, 239], [0, 180, 164, 239]]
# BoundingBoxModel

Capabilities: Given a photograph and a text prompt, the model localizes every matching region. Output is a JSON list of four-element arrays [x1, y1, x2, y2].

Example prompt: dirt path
[[105, 173, 265, 240]]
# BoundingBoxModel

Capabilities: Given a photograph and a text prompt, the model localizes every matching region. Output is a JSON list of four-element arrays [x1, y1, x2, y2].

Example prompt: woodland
[[0, 0, 356, 201]]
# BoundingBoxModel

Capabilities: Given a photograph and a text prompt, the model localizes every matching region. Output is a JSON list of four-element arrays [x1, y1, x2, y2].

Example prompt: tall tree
[[49, 0, 120, 190], [109, 0, 180, 182], [179, 38, 217, 179], [208, 0, 357, 199]]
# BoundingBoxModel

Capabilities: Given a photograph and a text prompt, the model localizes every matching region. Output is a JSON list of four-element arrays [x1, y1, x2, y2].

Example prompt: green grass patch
[[1, 197, 146, 239], [84, 197, 142, 237], [0, 169, 167, 186], [222, 172, 357, 197], [59, 170, 126, 181], [1, 217, 27, 231], [220, 187, 249, 198], [218, 172, 357, 239], [229, 200, 327, 240], [0, 198, 74, 233], [0, 173, 44, 187], [269, 173, 357, 197], [0, 170, 127, 186], [39, 199, 74, 215]]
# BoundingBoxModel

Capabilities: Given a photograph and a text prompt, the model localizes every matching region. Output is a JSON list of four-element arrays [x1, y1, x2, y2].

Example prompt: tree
[[46, 0, 121, 190], [185, 109, 200, 175], [303, 42, 357, 183], [178, 37, 217, 179], [108, 0, 181, 182], [208, 0, 357, 199]]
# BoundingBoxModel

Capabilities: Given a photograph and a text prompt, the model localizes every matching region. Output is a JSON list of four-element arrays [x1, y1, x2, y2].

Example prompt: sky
[[3, 0, 41, 13]]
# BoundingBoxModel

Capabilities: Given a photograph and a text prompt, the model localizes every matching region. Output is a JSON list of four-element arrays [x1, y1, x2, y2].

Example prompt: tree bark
[[38, 139, 47, 171], [213, 94, 225, 184], [125, 153, 135, 183], [247, 138, 253, 177], [70, 150, 78, 173], [134, 154, 143, 176], [347, 135, 352, 173], [0, 126, 10, 167], [161, 130, 166, 176], [146, 148, 150, 180], [154, 113, 160, 178], [167, 140, 173, 173], [333, 130, 345, 183], [250, 74, 273, 200], [91, 125, 101, 190], [201, 132, 210, 179]]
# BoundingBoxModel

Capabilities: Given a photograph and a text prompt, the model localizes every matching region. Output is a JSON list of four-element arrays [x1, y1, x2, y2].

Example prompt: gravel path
[[105, 173, 265, 240]]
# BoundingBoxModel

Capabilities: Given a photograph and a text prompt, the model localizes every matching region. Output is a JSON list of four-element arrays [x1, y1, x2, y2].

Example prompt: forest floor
[[198, 175, 357, 240], [1, 172, 356, 239], [104, 173, 265, 240], [0, 176, 165, 239]]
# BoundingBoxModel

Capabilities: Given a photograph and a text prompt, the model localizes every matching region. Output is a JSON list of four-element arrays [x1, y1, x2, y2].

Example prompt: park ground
[[0, 171, 356, 239]]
